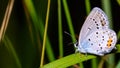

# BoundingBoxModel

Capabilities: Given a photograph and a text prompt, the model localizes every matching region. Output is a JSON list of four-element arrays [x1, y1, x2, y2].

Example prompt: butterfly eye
[[75, 42, 78, 46]]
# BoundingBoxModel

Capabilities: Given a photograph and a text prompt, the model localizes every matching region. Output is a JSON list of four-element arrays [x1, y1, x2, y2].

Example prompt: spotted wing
[[79, 7, 109, 44], [80, 29, 117, 56]]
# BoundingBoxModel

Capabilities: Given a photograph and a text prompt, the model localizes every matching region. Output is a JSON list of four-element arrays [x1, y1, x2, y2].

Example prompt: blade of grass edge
[[58, 0, 63, 58], [116, 60, 120, 68], [62, 0, 76, 42], [43, 53, 96, 68], [3, 36, 22, 68], [85, 0, 91, 14], [40, 0, 51, 67], [0, 0, 14, 42], [117, 0, 120, 5], [23, 0, 55, 62]]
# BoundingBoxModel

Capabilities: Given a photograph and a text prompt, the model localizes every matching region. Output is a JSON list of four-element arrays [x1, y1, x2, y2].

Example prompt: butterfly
[[74, 7, 117, 56]]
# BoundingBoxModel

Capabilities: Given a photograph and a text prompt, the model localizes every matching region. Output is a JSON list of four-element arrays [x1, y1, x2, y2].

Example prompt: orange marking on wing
[[101, 20, 106, 26], [107, 38, 113, 48]]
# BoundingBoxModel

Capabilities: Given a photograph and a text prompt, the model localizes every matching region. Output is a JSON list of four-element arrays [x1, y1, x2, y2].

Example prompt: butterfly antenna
[[64, 31, 72, 37], [64, 31, 78, 47], [64, 31, 78, 42]]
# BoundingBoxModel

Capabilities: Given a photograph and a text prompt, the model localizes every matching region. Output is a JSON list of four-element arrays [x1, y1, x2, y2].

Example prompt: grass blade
[[40, 0, 51, 67], [43, 53, 96, 68], [23, 0, 55, 62], [58, 0, 63, 57], [3, 36, 22, 68], [62, 0, 76, 42]]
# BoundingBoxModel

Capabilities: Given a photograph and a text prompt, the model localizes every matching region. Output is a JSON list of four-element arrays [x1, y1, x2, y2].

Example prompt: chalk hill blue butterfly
[[74, 7, 117, 56]]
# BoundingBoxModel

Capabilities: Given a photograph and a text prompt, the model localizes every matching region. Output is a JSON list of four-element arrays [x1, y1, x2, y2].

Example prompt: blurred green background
[[0, 0, 120, 68]]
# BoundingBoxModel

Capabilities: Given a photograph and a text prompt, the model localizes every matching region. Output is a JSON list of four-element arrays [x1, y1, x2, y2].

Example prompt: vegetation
[[0, 0, 120, 68]]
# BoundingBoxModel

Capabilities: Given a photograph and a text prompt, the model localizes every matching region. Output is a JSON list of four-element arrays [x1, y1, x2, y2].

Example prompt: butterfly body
[[75, 7, 117, 56]]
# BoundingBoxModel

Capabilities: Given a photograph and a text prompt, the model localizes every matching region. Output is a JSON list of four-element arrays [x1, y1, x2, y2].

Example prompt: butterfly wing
[[75, 7, 117, 56], [80, 29, 117, 56], [79, 7, 109, 44]]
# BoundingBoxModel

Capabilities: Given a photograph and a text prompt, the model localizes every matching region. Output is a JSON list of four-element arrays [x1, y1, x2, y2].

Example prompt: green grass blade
[[40, 0, 51, 67], [85, 0, 91, 14], [116, 60, 120, 68], [117, 31, 120, 41], [91, 58, 97, 68], [62, 0, 76, 42], [3, 36, 22, 68], [117, 0, 120, 5], [23, 0, 55, 62], [116, 44, 120, 53], [43, 53, 96, 68], [58, 0, 63, 57]]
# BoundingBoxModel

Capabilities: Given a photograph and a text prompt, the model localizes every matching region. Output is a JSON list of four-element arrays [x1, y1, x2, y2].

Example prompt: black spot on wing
[[97, 27, 99, 29], [96, 32, 98, 34], [88, 38, 91, 41]]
